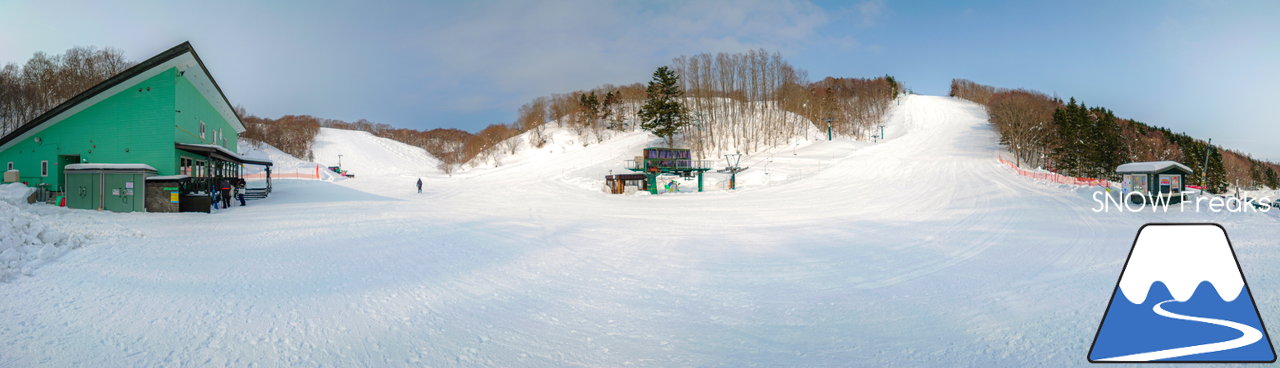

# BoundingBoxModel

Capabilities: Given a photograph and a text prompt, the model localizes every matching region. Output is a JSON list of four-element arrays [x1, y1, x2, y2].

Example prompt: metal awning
[[175, 143, 273, 166]]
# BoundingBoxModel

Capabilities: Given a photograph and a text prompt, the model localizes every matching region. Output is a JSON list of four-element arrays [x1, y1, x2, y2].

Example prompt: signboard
[[125, 182, 134, 189], [169, 192, 179, 203]]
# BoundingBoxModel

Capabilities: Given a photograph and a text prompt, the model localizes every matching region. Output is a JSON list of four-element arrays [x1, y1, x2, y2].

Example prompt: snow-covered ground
[[3, 95, 1279, 366]]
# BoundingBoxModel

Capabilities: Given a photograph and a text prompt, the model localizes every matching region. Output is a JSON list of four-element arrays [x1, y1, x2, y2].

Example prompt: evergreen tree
[[637, 66, 690, 148], [1091, 107, 1126, 180], [1050, 98, 1086, 176], [1207, 148, 1228, 192]]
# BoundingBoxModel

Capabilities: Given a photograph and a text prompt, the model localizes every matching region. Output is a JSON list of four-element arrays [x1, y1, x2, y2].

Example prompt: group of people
[[664, 180, 681, 193], [212, 177, 248, 210]]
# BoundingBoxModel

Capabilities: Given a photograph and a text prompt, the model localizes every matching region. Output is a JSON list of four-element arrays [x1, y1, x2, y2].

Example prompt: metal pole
[[1202, 138, 1211, 191]]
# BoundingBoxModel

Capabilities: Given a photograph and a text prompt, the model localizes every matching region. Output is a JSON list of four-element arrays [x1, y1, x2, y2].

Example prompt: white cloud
[[856, 0, 885, 27], [412, 1, 831, 112]]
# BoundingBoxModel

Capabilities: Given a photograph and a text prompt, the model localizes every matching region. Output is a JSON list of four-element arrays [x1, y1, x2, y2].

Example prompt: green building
[[0, 41, 270, 211]]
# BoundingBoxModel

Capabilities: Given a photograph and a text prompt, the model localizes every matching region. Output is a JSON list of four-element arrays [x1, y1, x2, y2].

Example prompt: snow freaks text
[[1092, 191, 1274, 213]]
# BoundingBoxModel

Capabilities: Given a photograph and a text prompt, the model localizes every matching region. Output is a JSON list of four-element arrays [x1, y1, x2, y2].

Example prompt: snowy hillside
[[239, 139, 346, 181], [467, 97, 836, 172], [311, 127, 440, 179], [4, 95, 1280, 366]]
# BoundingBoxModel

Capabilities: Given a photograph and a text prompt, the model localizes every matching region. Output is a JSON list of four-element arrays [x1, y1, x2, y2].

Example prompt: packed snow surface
[[3, 95, 1280, 366]]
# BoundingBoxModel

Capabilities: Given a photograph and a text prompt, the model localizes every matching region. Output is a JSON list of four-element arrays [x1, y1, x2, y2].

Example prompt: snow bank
[[0, 181, 33, 204], [0, 183, 86, 282]]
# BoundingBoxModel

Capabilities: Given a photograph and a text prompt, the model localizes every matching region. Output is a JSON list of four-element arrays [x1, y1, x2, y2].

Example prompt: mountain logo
[[1089, 223, 1275, 362]]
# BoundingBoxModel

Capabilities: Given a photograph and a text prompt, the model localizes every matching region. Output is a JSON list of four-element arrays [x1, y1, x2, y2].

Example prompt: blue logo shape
[[1089, 223, 1275, 362]]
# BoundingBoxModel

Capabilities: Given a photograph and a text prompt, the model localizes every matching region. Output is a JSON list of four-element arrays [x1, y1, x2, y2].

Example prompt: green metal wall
[[174, 72, 238, 152], [0, 70, 175, 191], [0, 67, 241, 192]]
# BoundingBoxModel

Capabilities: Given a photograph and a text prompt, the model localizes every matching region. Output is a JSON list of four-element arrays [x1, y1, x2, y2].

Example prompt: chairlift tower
[[717, 152, 749, 190], [624, 147, 713, 194]]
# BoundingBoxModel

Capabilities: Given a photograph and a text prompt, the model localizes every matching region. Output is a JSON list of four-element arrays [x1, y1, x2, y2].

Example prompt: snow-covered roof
[[146, 175, 190, 181], [181, 143, 240, 157], [1115, 161, 1192, 174], [64, 163, 158, 171]]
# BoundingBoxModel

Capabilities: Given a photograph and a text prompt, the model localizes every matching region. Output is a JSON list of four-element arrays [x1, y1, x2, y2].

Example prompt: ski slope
[[2, 95, 1279, 366], [310, 127, 441, 179]]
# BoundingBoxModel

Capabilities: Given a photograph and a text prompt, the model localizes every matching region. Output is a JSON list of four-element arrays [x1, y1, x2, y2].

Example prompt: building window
[[180, 157, 192, 176], [5, 162, 11, 171], [1123, 174, 1147, 194], [200, 121, 206, 139], [40, 160, 48, 177], [1159, 174, 1182, 194]]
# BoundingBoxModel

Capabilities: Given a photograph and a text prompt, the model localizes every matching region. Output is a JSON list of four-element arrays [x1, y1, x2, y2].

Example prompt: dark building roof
[[0, 41, 242, 148]]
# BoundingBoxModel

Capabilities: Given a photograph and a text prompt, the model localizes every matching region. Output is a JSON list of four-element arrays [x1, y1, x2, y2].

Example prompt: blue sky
[[2, 1, 1278, 160]]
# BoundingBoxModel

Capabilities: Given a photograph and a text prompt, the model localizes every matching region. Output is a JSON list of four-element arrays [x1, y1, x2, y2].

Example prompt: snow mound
[[0, 182, 34, 204], [0, 183, 86, 282], [310, 128, 440, 178]]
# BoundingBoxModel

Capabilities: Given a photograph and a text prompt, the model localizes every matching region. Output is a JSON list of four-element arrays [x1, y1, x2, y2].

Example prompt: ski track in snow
[[1096, 299, 1263, 361], [2, 95, 1279, 366]]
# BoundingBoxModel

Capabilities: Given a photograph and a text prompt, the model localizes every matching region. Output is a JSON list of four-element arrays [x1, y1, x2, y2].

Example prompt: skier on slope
[[416, 178, 423, 193]]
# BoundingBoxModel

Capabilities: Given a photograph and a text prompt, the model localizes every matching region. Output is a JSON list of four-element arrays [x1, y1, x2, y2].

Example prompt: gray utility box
[[64, 163, 156, 212]]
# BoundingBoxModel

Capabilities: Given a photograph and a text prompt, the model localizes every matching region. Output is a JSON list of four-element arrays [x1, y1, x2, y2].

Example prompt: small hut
[[604, 173, 649, 194], [1116, 161, 1192, 202]]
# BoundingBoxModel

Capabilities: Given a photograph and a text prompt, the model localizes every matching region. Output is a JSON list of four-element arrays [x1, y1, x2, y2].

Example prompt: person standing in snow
[[416, 178, 423, 193], [219, 177, 232, 209], [236, 178, 247, 206], [210, 181, 220, 210]]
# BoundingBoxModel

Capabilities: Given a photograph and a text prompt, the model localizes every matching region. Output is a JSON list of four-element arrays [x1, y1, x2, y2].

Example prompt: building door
[[57, 155, 80, 191]]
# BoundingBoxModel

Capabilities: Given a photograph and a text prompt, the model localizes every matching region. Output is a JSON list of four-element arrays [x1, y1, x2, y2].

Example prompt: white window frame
[[200, 121, 206, 139], [40, 160, 49, 177], [5, 162, 11, 171]]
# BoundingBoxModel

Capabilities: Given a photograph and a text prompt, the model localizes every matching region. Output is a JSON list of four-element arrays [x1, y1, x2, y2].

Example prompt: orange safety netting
[[998, 157, 1111, 187]]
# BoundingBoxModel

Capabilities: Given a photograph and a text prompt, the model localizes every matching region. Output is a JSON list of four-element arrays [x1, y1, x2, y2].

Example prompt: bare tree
[[0, 46, 132, 136]]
